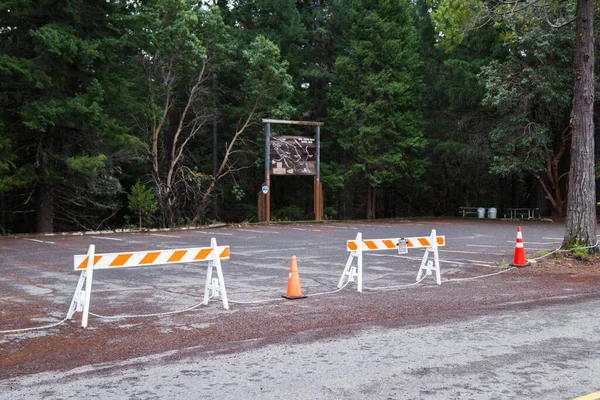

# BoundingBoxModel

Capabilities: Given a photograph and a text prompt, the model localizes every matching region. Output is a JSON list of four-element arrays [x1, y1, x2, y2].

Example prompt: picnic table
[[505, 207, 539, 220]]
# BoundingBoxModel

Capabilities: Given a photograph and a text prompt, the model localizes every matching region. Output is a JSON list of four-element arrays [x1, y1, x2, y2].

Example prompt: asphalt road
[[2, 297, 600, 399], [1, 217, 599, 399]]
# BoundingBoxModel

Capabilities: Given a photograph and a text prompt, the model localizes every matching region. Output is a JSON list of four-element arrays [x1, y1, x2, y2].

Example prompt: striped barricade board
[[346, 236, 445, 252], [67, 238, 230, 328], [339, 229, 445, 292], [73, 246, 230, 270]]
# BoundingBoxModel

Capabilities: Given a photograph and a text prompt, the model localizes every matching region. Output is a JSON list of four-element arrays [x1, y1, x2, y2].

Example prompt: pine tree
[[0, 0, 145, 232], [328, 0, 427, 218]]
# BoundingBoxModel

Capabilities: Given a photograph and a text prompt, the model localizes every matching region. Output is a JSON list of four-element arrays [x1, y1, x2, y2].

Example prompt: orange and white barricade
[[67, 238, 230, 328], [338, 229, 445, 292]]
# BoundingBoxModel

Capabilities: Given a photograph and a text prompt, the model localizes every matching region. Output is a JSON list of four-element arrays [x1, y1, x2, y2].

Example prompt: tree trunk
[[35, 132, 53, 233], [366, 185, 375, 219], [36, 181, 53, 233], [155, 181, 178, 228], [441, 160, 449, 215], [564, 0, 597, 248]]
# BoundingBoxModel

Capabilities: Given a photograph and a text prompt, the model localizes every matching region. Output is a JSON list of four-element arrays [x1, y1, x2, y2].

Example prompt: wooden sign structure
[[259, 119, 323, 222]]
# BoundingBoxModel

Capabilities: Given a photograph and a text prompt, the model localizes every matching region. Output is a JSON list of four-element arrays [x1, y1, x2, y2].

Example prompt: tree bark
[[35, 180, 53, 233], [35, 132, 53, 233], [366, 185, 375, 219], [564, 0, 597, 248]]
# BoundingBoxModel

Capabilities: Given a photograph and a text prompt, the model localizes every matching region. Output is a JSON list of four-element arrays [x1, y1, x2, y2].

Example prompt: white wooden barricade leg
[[337, 232, 363, 292], [67, 244, 95, 328], [416, 229, 441, 285], [203, 238, 229, 309]]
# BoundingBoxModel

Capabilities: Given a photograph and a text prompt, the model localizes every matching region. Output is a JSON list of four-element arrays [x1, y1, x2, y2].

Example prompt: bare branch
[[167, 59, 209, 188], [494, 0, 544, 16], [545, 13, 576, 29]]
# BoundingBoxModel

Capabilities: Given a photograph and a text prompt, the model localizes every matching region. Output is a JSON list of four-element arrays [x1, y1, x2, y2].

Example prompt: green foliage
[[0, 0, 594, 231], [272, 205, 309, 221], [66, 155, 107, 176], [488, 118, 550, 177], [479, 24, 573, 189], [562, 239, 595, 258], [568, 245, 589, 259], [128, 181, 158, 229], [328, 0, 427, 190], [428, 0, 485, 51], [231, 184, 245, 201], [0, 134, 17, 191], [242, 35, 295, 114]]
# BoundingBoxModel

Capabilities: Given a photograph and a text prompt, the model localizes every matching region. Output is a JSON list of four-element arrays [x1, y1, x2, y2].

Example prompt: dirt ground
[[2, 250, 599, 381]]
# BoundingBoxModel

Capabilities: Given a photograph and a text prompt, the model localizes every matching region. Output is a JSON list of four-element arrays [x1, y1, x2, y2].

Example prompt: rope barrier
[[526, 239, 599, 263], [88, 301, 206, 320], [0, 316, 69, 334]]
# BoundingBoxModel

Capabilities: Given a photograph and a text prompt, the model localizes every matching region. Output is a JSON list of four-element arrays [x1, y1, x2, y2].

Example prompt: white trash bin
[[488, 207, 497, 219], [477, 207, 485, 219]]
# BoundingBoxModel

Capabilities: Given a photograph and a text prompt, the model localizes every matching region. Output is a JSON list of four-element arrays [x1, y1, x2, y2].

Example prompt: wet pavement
[[1, 217, 599, 398]]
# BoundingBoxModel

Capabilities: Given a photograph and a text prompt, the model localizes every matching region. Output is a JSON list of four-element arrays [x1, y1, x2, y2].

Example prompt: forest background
[[0, 0, 598, 237]]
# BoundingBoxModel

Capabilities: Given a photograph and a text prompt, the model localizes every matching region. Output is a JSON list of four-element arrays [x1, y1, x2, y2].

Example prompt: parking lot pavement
[[0, 218, 568, 332]]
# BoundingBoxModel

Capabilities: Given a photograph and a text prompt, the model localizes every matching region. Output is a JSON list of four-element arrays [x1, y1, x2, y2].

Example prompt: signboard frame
[[259, 119, 324, 222]]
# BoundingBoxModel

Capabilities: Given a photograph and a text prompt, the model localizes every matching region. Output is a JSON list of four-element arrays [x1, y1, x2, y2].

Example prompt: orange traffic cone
[[511, 226, 529, 267], [283, 256, 307, 299]]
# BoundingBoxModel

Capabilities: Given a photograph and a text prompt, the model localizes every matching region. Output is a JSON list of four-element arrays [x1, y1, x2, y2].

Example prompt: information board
[[269, 136, 316, 175]]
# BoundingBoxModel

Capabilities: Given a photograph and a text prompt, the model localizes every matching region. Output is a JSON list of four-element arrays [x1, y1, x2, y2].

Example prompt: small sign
[[397, 238, 408, 254], [261, 185, 269, 195]]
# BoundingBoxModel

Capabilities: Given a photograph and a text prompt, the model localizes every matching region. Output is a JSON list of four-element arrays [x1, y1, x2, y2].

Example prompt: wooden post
[[314, 125, 322, 221], [264, 123, 271, 222]]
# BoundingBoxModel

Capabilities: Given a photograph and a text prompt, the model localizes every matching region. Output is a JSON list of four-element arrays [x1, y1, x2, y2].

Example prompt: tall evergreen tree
[[328, 0, 426, 218], [0, 0, 145, 232]]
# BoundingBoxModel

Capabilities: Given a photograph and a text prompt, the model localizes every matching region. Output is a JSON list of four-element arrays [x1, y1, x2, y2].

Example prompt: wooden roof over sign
[[262, 119, 324, 127]]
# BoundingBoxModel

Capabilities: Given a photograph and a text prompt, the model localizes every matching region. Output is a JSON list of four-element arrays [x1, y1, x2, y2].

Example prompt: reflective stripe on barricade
[[67, 238, 230, 328], [338, 229, 445, 292], [347, 236, 445, 251], [74, 246, 230, 270]]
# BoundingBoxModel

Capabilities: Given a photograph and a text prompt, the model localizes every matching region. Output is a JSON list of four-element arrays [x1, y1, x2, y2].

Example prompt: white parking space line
[[467, 244, 500, 248], [291, 228, 321, 232], [196, 231, 233, 236], [22, 238, 55, 245], [148, 234, 180, 238], [441, 259, 496, 267], [441, 250, 484, 254], [90, 236, 123, 241], [237, 229, 279, 234], [324, 225, 359, 230]]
